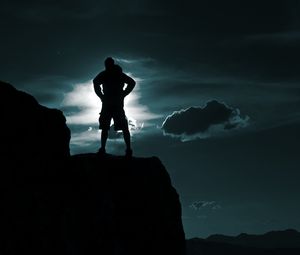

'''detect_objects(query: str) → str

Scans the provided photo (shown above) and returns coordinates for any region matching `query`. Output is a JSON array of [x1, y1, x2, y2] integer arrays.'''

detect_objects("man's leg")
[[114, 108, 132, 156], [122, 128, 132, 157], [99, 129, 108, 153], [98, 107, 110, 154], [122, 128, 131, 150]]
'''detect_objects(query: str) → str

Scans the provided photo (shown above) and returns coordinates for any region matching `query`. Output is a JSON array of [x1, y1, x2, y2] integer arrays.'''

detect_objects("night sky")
[[1, 0, 300, 238]]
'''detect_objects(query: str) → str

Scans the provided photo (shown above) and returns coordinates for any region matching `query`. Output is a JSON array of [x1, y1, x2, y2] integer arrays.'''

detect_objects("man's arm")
[[93, 73, 104, 100], [123, 73, 136, 97]]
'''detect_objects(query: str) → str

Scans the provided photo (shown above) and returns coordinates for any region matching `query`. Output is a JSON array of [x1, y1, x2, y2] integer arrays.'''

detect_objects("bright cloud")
[[161, 100, 250, 141], [63, 78, 158, 127], [62, 76, 160, 152]]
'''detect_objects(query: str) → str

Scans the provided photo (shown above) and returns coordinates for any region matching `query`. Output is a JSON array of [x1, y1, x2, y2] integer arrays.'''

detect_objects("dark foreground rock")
[[0, 81, 186, 255], [65, 154, 186, 255]]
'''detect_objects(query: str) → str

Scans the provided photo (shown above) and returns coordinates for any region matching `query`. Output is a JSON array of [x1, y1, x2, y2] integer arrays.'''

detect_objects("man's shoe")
[[97, 147, 106, 156]]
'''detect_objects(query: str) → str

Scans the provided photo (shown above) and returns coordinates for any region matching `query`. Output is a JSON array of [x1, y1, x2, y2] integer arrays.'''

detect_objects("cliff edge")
[[0, 81, 186, 255]]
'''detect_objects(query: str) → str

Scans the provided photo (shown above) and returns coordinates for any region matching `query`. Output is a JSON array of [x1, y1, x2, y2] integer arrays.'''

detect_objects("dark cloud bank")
[[161, 100, 249, 141]]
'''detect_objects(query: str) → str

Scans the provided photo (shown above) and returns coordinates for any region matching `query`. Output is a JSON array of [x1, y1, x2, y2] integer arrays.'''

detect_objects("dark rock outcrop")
[[0, 81, 71, 160], [0, 81, 186, 255], [65, 154, 186, 255]]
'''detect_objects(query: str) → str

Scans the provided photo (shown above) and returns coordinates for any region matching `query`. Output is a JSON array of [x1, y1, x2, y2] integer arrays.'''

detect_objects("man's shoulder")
[[97, 70, 106, 76], [93, 70, 106, 80], [121, 72, 133, 79]]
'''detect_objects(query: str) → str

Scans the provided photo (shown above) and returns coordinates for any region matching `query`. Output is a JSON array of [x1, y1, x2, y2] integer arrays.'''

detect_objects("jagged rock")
[[0, 81, 186, 255], [0, 81, 71, 160]]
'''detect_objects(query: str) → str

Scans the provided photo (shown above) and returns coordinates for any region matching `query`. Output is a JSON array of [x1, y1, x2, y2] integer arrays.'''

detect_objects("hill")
[[187, 229, 300, 255]]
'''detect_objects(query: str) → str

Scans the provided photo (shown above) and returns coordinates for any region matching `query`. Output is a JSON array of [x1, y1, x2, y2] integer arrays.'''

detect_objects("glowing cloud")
[[162, 100, 250, 141], [63, 79, 157, 127]]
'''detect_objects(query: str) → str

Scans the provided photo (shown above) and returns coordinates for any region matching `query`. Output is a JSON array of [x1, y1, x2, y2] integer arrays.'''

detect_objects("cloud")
[[161, 100, 249, 141], [62, 81, 100, 125], [108, 120, 143, 140], [62, 79, 156, 125], [62, 73, 158, 152], [2, 0, 168, 22], [190, 201, 221, 211]]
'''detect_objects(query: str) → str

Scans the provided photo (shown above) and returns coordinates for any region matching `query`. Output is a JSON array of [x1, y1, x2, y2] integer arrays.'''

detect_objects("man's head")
[[104, 57, 115, 70]]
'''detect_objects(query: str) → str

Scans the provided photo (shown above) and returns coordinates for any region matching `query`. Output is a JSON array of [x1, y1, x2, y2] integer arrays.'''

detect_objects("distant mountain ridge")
[[206, 229, 300, 249], [186, 229, 300, 255]]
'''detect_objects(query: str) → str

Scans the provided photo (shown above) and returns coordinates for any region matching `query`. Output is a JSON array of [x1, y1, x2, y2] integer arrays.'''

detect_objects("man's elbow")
[[131, 79, 136, 88], [93, 82, 97, 92]]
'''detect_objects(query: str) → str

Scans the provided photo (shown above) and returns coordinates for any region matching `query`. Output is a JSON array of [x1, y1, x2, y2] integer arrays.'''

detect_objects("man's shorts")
[[99, 105, 128, 131]]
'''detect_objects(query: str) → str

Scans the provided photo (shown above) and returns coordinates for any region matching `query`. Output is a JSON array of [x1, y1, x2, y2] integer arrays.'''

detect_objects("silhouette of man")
[[93, 57, 136, 157]]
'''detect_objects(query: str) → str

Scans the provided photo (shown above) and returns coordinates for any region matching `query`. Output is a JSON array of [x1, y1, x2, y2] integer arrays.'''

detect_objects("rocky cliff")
[[0, 81, 186, 255]]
